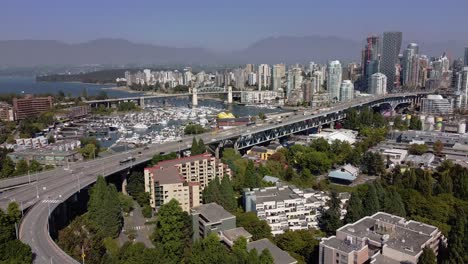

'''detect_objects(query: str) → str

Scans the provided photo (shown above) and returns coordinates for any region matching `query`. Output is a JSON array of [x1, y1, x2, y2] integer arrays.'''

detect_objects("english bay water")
[[0, 76, 140, 98]]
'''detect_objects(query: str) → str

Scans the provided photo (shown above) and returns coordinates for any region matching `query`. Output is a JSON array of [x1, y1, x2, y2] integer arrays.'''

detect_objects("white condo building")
[[370, 73, 388, 95], [327, 61, 342, 102], [258, 64, 271, 90], [243, 185, 330, 235], [340, 80, 354, 101]]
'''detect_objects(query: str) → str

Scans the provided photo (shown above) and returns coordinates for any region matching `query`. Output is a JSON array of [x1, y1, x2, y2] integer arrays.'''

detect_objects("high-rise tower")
[[327, 60, 342, 101], [381, 31, 402, 91]]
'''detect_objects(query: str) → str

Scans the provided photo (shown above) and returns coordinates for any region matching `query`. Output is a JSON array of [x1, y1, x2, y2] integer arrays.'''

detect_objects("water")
[[0, 76, 287, 118], [0, 76, 142, 98]]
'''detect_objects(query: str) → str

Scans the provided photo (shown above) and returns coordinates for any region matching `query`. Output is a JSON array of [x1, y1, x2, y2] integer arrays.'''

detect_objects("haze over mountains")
[[0, 36, 465, 67]]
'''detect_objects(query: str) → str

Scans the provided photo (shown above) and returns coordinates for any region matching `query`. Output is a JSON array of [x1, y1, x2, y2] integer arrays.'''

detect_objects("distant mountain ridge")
[[0, 37, 465, 67]]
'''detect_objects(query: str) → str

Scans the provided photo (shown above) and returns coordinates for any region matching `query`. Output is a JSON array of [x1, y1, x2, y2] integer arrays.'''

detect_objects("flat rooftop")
[[191, 203, 235, 223]]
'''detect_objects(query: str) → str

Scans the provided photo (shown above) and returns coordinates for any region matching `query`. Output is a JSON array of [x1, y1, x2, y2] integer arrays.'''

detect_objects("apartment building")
[[243, 185, 329, 235], [319, 212, 446, 264], [191, 202, 236, 241], [13, 95, 53, 120], [0, 102, 15, 121], [144, 153, 231, 212]]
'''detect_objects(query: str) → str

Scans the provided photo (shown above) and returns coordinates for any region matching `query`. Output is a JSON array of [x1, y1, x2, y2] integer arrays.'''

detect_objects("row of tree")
[[0, 203, 33, 263]]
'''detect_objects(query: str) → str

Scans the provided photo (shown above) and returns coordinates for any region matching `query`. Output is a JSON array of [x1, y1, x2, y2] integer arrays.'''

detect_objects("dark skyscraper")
[[381, 31, 403, 91], [464, 47, 468, 66], [361, 35, 380, 92]]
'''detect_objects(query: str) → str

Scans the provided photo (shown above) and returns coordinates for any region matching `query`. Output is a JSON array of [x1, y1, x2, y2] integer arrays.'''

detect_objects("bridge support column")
[[122, 172, 128, 195], [192, 87, 198, 108], [139, 97, 145, 109], [227, 86, 233, 104]]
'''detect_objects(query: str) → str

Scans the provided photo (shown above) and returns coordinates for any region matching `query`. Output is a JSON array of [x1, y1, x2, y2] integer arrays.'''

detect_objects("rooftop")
[[191, 203, 235, 223], [247, 239, 297, 264], [336, 212, 439, 257], [221, 227, 252, 242], [146, 166, 185, 185]]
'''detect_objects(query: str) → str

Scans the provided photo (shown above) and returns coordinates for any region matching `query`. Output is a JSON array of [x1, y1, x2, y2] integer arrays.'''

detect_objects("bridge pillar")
[[122, 172, 128, 195], [192, 87, 198, 108], [139, 97, 145, 109], [227, 86, 233, 104]]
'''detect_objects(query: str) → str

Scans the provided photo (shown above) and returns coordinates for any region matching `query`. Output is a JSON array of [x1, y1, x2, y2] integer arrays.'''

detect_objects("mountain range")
[[0, 36, 466, 67]]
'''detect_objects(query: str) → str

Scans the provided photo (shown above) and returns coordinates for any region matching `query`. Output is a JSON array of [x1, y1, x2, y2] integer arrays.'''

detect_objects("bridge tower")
[[227, 86, 233, 104], [192, 87, 198, 107]]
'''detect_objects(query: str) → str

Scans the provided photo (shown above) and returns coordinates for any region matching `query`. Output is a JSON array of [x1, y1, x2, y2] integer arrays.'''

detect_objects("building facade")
[[421, 95, 453, 115], [258, 64, 271, 90], [0, 102, 15, 121], [243, 185, 329, 235], [327, 60, 342, 102], [402, 43, 420, 88], [191, 203, 236, 241], [339, 80, 354, 101], [272, 64, 286, 92], [380, 31, 402, 91], [13, 95, 53, 120], [369, 73, 387, 95], [319, 212, 446, 264], [144, 153, 231, 212]]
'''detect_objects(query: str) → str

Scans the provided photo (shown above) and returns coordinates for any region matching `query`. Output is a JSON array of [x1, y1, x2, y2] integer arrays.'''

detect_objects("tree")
[[418, 247, 436, 264], [88, 177, 123, 238], [152, 199, 192, 262], [190, 233, 230, 264], [184, 124, 206, 135], [363, 184, 380, 216], [1, 156, 15, 178], [203, 176, 237, 213], [445, 210, 466, 264], [142, 205, 152, 218], [118, 193, 134, 213], [361, 151, 385, 176], [28, 160, 42, 173], [344, 194, 363, 224], [274, 229, 323, 263], [79, 143, 97, 160], [14, 159, 29, 176], [383, 188, 406, 217], [433, 140, 444, 156], [150, 152, 177, 166], [191, 137, 200, 155], [236, 212, 272, 241], [319, 192, 342, 235], [408, 144, 429, 155], [258, 112, 266, 120], [243, 160, 260, 188], [409, 116, 422, 130], [259, 249, 274, 264]]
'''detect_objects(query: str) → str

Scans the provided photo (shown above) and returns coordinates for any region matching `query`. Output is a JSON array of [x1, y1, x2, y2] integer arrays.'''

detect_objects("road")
[[0, 92, 429, 263]]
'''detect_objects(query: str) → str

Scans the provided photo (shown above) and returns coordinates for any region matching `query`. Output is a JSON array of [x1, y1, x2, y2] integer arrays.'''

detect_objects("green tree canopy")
[[152, 199, 192, 263]]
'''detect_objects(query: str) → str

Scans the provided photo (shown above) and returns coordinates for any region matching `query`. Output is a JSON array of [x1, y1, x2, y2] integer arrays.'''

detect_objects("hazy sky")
[[2, 0, 467, 51]]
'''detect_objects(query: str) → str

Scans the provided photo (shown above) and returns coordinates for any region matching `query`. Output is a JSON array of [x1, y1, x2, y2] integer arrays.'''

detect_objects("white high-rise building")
[[248, 72, 257, 86], [233, 68, 246, 90], [286, 68, 302, 98], [272, 64, 286, 92], [258, 64, 271, 91], [370, 73, 388, 95], [402, 43, 420, 87], [143, 69, 152, 84], [327, 61, 342, 101], [311, 71, 324, 93], [340, 80, 354, 101]]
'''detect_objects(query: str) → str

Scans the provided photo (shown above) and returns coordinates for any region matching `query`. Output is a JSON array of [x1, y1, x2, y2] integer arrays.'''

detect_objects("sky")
[[2, 0, 467, 51]]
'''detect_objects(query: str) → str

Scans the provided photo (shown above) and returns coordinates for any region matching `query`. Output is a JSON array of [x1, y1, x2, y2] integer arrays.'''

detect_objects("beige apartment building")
[[319, 212, 446, 264], [144, 153, 231, 212]]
